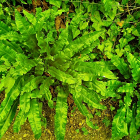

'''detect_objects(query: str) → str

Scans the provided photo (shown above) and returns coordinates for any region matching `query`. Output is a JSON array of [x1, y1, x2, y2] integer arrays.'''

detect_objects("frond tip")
[[54, 87, 69, 140], [27, 99, 42, 139]]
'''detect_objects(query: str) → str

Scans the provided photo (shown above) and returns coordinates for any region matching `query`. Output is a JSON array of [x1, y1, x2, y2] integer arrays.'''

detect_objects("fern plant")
[[0, 7, 118, 140]]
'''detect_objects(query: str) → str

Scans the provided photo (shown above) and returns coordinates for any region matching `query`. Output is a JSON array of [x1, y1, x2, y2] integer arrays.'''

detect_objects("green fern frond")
[[21, 76, 45, 95], [85, 80, 116, 97], [4, 76, 15, 94], [0, 42, 17, 62], [0, 20, 11, 35], [39, 77, 54, 108], [15, 9, 34, 35], [105, 52, 130, 79], [117, 83, 136, 93], [106, 80, 124, 91], [81, 85, 107, 109], [27, 99, 42, 139], [50, 26, 69, 55], [23, 34, 38, 52], [49, 0, 62, 8], [54, 86, 69, 140], [69, 85, 95, 130], [13, 92, 31, 133], [0, 99, 19, 139], [23, 10, 37, 26], [0, 77, 22, 122], [36, 9, 52, 29], [54, 31, 103, 61], [78, 72, 96, 81], [127, 52, 140, 82], [1, 40, 23, 53], [124, 92, 132, 124], [129, 103, 137, 139], [20, 92, 31, 113], [68, 84, 103, 129], [111, 105, 129, 140], [13, 109, 28, 133], [71, 61, 117, 79], [47, 66, 78, 84], [35, 63, 44, 76], [30, 89, 42, 99], [0, 31, 20, 42], [13, 93, 30, 132], [36, 31, 49, 54], [0, 57, 11, 73], [70, 85, 92, 116], [9, 54, 38, 77], [136, 101, 140, 129]]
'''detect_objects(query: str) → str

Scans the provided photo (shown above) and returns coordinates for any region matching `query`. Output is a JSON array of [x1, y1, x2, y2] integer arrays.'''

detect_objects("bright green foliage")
[[0, 99, 19, 139], [122, 0, 129, 5], [0, 6, 116, 140], [111, 104, 129, 139], [127, 52, 140, 82], [48, 0, 62, 8], [1, 1, 140, 140], [105, 52, 131, 79], [13, 92, 30, 133], [27, 99, 42, 139], [106, 52, 140, 140], [1, 0, 32, 5], [54, 86, 69, 140]]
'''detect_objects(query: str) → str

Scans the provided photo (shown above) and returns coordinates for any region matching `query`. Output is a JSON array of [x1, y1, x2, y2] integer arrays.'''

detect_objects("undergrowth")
[[0, 0, 140, 140]]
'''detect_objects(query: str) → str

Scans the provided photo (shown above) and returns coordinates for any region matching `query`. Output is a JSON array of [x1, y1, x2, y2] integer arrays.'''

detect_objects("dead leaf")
[[32, 0, 41, 7], [117, 21, 124, 27], [16, 6, 23, 12], [55, 16, 62, 31], [42, 0, 49, 11]]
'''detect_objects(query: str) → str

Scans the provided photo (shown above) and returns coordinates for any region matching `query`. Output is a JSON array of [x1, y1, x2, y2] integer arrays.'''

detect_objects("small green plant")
[[81, 127, 88, 135], [75, 128, 79, 133], [95, 110, 101, 117], [102, 116, 111, 127]]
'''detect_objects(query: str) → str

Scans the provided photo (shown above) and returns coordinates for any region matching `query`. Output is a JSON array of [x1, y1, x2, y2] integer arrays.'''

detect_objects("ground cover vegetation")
[[0, 0, 140, 140]]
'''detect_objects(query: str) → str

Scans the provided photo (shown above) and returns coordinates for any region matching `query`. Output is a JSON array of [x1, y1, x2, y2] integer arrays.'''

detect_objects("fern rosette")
[[0, 7, 118, 140]]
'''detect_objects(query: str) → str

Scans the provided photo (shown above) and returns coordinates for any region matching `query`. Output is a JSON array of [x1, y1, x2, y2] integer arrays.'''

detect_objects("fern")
[[0, 77, 22, 122], [127, 52, 140, 82], [0, 98, 19, 138], [111, 104, 129, 139], [27, 99, 42, 139], [54, 86, 69, 140], [0, 6, 117, 140], [105, 51, 131, 79]]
